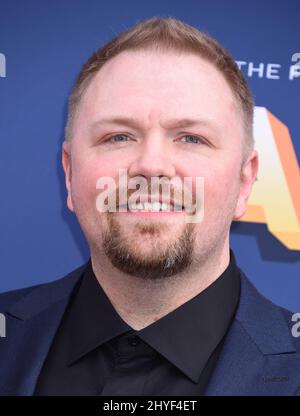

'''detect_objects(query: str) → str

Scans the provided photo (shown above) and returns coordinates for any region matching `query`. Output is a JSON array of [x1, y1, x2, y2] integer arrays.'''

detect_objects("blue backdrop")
[[0, 0, 299, 311]]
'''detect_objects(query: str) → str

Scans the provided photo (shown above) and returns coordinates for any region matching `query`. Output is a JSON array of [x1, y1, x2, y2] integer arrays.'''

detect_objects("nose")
[[128, 135, 176, 179]]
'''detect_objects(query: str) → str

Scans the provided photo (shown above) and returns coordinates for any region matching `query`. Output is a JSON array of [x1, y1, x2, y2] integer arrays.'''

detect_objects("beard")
[[102, 213, 196, 281]]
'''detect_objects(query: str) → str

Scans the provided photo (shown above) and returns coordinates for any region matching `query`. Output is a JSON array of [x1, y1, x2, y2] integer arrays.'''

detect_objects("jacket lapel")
[[0, 264, 85, 395], [205, 272, 300, 396]]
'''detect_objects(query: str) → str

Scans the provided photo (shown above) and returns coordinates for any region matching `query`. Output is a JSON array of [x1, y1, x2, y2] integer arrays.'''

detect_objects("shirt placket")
[[100, 331, 157, 395]]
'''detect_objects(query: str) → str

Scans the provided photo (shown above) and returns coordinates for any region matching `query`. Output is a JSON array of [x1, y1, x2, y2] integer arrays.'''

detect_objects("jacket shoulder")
[[0, 263, 87, 313], [238, 270, 300, 353]]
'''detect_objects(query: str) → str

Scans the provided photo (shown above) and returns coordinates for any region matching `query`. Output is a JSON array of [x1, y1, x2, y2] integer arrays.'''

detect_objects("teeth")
[[127, 202, 176, 212], [173, 204, 184, 212]]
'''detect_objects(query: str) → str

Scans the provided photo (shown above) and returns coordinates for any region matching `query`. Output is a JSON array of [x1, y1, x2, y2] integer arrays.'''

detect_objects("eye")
[[181, 135, 205, 145], [108, 134, 130, 143]]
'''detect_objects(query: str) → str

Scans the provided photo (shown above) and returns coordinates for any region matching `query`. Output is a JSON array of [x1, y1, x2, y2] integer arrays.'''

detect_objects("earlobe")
[[62, 141, 74, 212]]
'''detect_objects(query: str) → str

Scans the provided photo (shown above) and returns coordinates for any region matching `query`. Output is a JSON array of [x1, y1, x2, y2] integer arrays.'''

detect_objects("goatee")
[[102, 214, 196, 280]]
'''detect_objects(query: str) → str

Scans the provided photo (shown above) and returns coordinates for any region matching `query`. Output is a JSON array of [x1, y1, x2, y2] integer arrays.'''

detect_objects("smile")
[[126, 202, 184, 212]]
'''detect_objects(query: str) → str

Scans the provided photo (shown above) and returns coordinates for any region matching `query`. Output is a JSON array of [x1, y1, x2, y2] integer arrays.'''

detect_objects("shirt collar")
[[67, 249, 240, 383]]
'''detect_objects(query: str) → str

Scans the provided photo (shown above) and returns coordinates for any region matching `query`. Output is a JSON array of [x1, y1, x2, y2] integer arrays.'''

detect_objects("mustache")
[[95, 173, 203, 217]]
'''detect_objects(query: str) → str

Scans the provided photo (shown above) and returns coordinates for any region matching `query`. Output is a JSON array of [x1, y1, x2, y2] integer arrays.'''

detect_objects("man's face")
[[62, 50, 258, 280]]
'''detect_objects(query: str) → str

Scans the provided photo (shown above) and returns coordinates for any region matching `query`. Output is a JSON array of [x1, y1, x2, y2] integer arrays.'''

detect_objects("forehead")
[[76, 50, 241, 135]]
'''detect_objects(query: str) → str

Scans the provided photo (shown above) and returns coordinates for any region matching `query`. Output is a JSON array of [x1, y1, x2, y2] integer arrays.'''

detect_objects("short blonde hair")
[[65, 16, 254, 156]]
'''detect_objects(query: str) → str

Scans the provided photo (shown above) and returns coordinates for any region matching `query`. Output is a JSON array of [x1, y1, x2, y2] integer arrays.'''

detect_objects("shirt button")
[[128, 335, 140, 346]]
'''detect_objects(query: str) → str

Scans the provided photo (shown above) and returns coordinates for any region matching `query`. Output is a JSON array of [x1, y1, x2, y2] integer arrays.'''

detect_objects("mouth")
[[115, 201, 187, 218], [125, 201, 185, 213]]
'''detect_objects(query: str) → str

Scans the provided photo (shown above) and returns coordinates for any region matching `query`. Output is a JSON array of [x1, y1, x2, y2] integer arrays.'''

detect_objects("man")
[[1, 16, 300, 396]]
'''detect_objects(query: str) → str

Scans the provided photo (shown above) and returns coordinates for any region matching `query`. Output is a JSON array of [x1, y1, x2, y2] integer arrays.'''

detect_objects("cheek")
[[71, 153, 126, 214], [194, 162, 240, 214]]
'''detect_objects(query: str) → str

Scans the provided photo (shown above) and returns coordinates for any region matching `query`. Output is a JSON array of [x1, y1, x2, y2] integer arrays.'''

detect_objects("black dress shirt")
[[34, 250, 241, 396]]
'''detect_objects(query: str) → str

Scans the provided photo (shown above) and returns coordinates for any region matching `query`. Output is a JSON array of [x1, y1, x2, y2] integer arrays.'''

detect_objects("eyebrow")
[[89, 116, 221, 134]]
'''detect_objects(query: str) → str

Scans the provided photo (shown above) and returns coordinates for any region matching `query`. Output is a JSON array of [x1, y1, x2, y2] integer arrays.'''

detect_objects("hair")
[[65, 16, 254, 158]]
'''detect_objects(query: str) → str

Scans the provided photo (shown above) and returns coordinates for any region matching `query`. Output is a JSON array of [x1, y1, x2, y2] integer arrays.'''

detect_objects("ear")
[[233, 150, 259, 220], [62, 141, 74, 212]]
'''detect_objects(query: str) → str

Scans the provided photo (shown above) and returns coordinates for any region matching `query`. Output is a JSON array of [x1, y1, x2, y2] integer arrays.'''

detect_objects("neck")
[[90, 239, 230, 331]]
